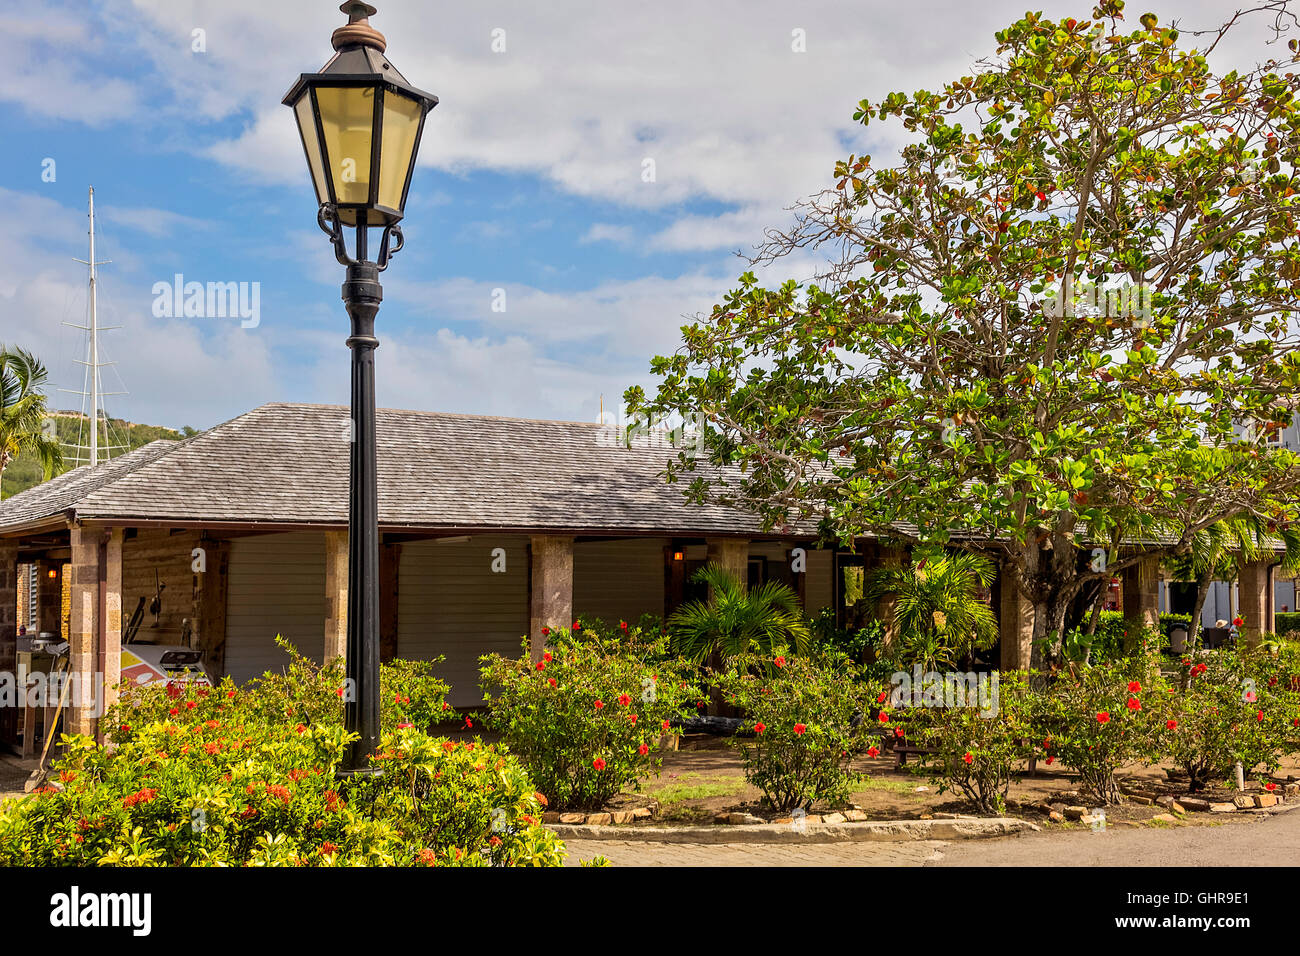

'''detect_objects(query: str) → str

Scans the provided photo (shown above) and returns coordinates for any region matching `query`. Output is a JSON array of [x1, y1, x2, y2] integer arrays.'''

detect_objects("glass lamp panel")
[[315, 85, 377, 206], [377, 91, 424, 214], [293, 95, 329, 204]]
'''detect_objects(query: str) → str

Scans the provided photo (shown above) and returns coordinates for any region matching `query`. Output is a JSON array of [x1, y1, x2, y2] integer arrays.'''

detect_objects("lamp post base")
[[334, 765, 385, 782]]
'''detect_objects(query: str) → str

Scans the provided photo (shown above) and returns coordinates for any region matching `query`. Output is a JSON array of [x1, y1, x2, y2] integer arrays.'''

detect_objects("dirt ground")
[[610, 734, 1300, 829]]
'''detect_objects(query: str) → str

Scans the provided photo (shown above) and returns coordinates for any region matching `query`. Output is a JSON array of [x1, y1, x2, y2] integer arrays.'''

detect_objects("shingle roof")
[[0, 403, 799, 536]]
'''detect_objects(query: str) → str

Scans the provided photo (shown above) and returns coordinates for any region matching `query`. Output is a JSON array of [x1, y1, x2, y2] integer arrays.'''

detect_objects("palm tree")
[[0, 346, 63, 500], [668, 563, 811, 664], [864, 548, 998, 671], [1166, 516, 1300, 649]]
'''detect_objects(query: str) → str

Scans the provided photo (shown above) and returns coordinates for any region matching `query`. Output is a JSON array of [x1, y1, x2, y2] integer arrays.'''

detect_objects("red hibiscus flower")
[[879, 712, 890, 723], [541, 626, 550, 636], [620, 620, 628, 631], [963, 752, 974, 765], [594, 700, 604, 710], [638, 744, 649, 756], [1166, 719, 1178, 730], [1096, 712, 1110, 724], [754, 722, 766, 734], [1127, 697, 1141, 711], [1128, 681, 1142, 693], [572, 621, 582, 631], [535, 660, 546, 671], [793, 723, 806, 735], [548, 678, 557, 688], [894, 727, 905, 738], [1265, 782, 1278, 792], [867, 746, 880, 758], [877, 691, 888, 704], [774, 656, 786, 668], [618, 694, 632, 707], [592, 757, 606, 771], [662, 720, 671, 730]]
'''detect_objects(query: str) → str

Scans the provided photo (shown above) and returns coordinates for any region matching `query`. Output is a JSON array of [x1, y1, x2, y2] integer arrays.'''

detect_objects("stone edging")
[[547, 816, 1038, 844]]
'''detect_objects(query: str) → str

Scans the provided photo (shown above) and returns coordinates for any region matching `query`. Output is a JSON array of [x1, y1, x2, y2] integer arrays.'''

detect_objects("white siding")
[[225, 532, 326, 685], [398, 536, 529, 706], [573, 537, 668, 625]]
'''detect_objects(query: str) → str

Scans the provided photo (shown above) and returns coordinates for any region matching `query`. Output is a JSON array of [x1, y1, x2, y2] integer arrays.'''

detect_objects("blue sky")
[[0, 0, 1272, 432]]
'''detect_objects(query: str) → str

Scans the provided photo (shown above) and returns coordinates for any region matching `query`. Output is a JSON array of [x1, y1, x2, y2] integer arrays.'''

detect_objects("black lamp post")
[[283, 1, 437, 777]]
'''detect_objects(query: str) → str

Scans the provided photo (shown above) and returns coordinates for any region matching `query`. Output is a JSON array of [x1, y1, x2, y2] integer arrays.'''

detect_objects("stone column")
[[999, 564, 1035, 672], [1237, 558, 1273, 649], [1121, 555, 1160, 650], [529, 535, 573, 662], [0, 539, 18, 745], [706, 538, 749, 589], [324, 530, 349, 664], [67, 527, 101, 737], [195, 540, 230, 678], [102, 529, 123, 722], [873, 544, 906, 649]]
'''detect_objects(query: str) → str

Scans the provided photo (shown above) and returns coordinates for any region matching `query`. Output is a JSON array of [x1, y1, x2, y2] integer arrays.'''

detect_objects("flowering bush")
[[0, 678, 560, 866], [1029, 661, 1166, 804], [182, 636, 453, 735], [911, 671, 1034, 815], [480, 625, 700, 810], [715, 653, 876, 812], [1161, 650, 1300, 790]]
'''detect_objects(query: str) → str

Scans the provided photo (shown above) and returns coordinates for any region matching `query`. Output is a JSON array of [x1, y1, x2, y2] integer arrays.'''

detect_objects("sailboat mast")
[[87, 186, 99, 467]]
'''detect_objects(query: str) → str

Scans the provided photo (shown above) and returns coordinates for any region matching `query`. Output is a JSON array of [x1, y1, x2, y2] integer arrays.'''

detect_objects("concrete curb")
[[548, 816, 1038, 844]]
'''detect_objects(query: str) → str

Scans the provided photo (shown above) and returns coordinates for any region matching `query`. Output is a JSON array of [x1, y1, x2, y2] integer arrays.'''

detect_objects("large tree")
[[628, 2, 1300, 667]]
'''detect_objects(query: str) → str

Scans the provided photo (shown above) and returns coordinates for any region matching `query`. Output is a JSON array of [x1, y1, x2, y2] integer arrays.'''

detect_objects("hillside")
[[0, 412, 196, 499]]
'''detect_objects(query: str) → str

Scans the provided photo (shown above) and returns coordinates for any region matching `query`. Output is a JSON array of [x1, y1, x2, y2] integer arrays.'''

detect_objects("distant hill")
[[1, 412, 197, 499]]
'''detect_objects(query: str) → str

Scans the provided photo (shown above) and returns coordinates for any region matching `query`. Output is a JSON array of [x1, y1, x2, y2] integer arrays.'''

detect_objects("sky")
[[0, 0, 1286, 433]]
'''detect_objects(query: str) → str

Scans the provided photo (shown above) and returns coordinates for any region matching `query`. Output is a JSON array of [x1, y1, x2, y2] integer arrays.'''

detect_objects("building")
[[0, 401, 1279, 748]]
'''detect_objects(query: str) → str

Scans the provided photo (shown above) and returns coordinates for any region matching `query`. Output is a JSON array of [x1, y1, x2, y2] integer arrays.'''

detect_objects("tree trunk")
[[1189, 567, 1214, 651]]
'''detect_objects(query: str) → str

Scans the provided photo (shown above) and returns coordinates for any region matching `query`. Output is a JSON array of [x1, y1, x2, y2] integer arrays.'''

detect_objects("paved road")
[[561, 810, 1300, 867], [562, 838, 946, 867], [932, 808, 1300, 867]]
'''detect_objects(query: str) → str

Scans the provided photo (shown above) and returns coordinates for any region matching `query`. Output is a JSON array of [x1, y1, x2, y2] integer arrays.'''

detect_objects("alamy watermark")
[[152, 273, 260, 328], [889, 665, 1000, 717], [595, 407, 708, 454], [1042, 276, 1153, 327]]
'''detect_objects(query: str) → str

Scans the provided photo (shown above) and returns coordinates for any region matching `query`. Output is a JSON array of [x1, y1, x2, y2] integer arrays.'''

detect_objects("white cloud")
[[580, 223, 636, 246]]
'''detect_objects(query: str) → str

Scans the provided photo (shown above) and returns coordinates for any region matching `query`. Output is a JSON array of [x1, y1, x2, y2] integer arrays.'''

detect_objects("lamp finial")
[[332, 1, 386, 53]]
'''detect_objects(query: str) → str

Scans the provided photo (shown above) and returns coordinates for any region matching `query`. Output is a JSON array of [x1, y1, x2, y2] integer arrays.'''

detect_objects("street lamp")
[[284, 1, 437, 777]]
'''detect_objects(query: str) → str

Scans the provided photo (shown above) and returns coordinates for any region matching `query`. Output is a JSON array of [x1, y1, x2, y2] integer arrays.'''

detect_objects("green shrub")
[[0, 671, 560, 866], [807, 607, 883, 663], [1275, 612, 1300, 636], [1161, 650, 1300, 790], [122, 636, 454, 736], [1029, 660, 1166, 805], [911, 671, 1034, 814], [480, 624, 700, 810], [715, 652, 876, 812], [1066, 613, 1164, 665]]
